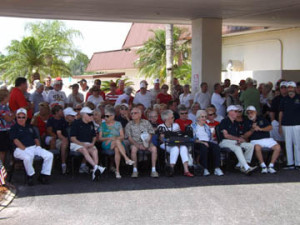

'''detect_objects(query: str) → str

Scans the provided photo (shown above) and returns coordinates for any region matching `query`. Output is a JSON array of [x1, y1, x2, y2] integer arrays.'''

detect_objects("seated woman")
[[31, 102, 50, 145], [157, 110, 194, 177], [175, 105, 192, 132], [98, 106, 134, 179], [205, 107, 220, 142], [192, 110, 224, 176]]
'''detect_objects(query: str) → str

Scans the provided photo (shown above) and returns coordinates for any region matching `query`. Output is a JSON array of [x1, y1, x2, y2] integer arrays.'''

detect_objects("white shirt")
[[47, 89, 68, 107], [179, 93, 193, 108], [87, 95, 104, 107], [68, 93, 84, 108], [211, 93, 225, 118], [157, 123, 181, 132], [194, 91, 211, 110], [188, 112, 197, 124], [115, 93, 130, 106], [133, 91, 152, 109], [194, 124, 210, 141]]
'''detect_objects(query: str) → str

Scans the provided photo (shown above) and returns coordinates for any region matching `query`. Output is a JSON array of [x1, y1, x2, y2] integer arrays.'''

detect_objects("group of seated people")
[[1, 76, 299, 186]]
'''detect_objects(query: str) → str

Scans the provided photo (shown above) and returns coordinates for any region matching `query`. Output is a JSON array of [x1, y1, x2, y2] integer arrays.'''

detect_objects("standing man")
[[219, 105, 257, 175], [9, 77, 33, 120], [240, 77, 261, 114], [116, 80, 125, 95], [46, 80, 68, 108], [106, 82, 120, 105], [78, 79, 89, 100], [31, 82, 45, 114], [10, 108, 53, 185], [211, 83, 226, 118], [279, 81, 300, 169], [125, 107, 159, 178], [150, 78, 161, 104], [194, 82, 211, 110], [133, 82, 153, 109]]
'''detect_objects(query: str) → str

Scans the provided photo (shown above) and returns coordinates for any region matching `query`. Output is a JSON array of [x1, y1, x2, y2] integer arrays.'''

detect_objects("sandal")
[[126, 159, 134, 165], [184, 172, 194, 177]]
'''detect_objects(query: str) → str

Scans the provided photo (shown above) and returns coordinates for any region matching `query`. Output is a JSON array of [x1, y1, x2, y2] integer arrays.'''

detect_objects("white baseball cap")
[[80, 107, 93, 114], [64, 107, 77, 116], [226, 105, 239, 112], [154, 78, 160, 84], [16, 108, 27, 115], [35, 82, 44, 89], [140, 82, 147, 88], [287, 81, 296, 87], [280, 81, 288, 87], [235, 105, 244, 112], [246, 105, 257, 112]]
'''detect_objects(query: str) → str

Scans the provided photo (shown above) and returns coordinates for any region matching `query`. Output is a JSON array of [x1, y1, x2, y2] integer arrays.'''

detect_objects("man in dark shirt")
[[269, 81, 287, 141], [279, 81, 300, 169], [244, 106, 281, 174], [219, 105, 256, 175], [70, 107, 105, 181], [10, 108, 53, 185], [46, 105, 69, 174]]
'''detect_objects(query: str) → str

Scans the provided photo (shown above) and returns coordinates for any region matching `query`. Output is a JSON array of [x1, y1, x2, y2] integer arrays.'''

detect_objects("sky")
[[0, 17, 132, 58]]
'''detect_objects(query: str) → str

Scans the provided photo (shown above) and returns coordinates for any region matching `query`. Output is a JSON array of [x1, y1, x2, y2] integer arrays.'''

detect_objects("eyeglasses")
[[180, 112, 188, 115], [131, 112, 139, 115], [208, 113, 215, 116], [17, 117, 26, 119], [200, 116, 207, 118], [87, 113, 93, 117], [105, 115, 112, 118]]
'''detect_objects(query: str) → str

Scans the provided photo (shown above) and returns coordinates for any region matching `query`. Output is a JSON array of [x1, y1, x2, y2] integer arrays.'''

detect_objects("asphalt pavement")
[[1, 168, 300, 225]]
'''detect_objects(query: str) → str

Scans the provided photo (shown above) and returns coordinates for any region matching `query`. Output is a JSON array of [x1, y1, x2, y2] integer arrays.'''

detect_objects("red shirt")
[[157, 115, 164, 125], [175, 119, 192, 132], [206, 120, 220, 128], [157, 93, 172, 104], [86, 91, 106, 102], [37, 115, 47, 137], [116, 89, 124, 95], [9, 87, 32, 119], [106, 92, 120, 104]]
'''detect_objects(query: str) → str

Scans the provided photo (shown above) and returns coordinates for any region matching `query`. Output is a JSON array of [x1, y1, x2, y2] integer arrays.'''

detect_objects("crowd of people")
[[0, 75, 299, 185]]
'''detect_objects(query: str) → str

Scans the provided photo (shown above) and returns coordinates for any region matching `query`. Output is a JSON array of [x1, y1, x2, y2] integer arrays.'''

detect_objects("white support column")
[[191, 18, 222, 93]]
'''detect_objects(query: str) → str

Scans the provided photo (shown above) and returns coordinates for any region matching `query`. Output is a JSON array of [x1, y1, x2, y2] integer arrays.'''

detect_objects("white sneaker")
[[92, 167, 100, 181], [115, 172, 122, 179], [61, 164, 67, 174], [203, 169, 210, 176], [98, 166, 106, 174], [79, 165, 89, 174], [261, 167, 268, 174], [214, 168, 224, 176], [268, 167, 277, 174]]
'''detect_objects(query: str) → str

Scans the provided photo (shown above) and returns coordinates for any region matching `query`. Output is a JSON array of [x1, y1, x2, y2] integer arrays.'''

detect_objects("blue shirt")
[[10, 123, 37, 147], [219, 117, 240, 141], [46, 117, 68, 137], [70, 119, 96, 143], [244, 116, 270, 140]]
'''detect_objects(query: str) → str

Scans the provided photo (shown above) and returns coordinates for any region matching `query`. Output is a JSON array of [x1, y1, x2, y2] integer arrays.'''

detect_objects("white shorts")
[[45, 136, 62, 150], [70, 142, 96, 152], [250, 138, 278, 149]]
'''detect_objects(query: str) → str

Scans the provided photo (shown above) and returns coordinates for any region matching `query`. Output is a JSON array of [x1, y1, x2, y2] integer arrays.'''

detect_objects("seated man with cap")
[[10, 108, 54, 185], [70, 106, 105, 181], [46, 105, 69, 174], [219, 105, 257, 175], [279, 81, 300, 170], [243, 106, 281, 174]]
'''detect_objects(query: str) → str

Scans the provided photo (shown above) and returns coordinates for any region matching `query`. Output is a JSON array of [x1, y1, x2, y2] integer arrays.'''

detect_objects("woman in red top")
[[156, 84, 172, 104], [31, 102, 51, 144], [175, 105, 192, 132]]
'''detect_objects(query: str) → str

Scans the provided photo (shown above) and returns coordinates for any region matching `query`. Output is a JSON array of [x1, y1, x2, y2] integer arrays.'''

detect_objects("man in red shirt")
[[156, 84, 172, 104], [116, 80, 125, 95], [9, 77, 33, 119], [175, 105, 192, 132]]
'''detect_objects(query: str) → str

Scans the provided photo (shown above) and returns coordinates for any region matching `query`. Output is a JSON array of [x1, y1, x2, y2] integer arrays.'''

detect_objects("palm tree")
[[134, 26, 190, 84], [101, 78, 134, 92]]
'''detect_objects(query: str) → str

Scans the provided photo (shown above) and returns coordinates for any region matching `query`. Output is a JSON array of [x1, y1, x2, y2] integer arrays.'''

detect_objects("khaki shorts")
[[70, 142, 97, 152], [45, 136, 62, 150]]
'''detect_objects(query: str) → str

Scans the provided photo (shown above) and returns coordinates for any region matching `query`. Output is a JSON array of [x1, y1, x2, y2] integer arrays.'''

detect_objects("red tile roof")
[[85, 49, 138, 72]]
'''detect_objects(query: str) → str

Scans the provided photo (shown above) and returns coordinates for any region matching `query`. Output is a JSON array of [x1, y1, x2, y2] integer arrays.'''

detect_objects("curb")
[[0, 185, 17, 212]]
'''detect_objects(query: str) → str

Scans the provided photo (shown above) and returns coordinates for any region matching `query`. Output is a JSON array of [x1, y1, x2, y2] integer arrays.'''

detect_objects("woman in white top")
[[157, 110, 194, 177], [179, 84, 193, 108], [87, 86, 104, 107], [191, 110, 224, 176]]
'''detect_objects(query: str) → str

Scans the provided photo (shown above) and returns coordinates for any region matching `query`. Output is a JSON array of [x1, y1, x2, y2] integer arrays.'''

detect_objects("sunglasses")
[[74, 108, 82, 111], [180, 112, 188, 115], [200, 116, 207, 118], [105, 115, 112, 118], [87, 113, 93, 117], [120, 107, 128, 110], [17, 117, 26, 119], [208, 113, 215, 116]]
